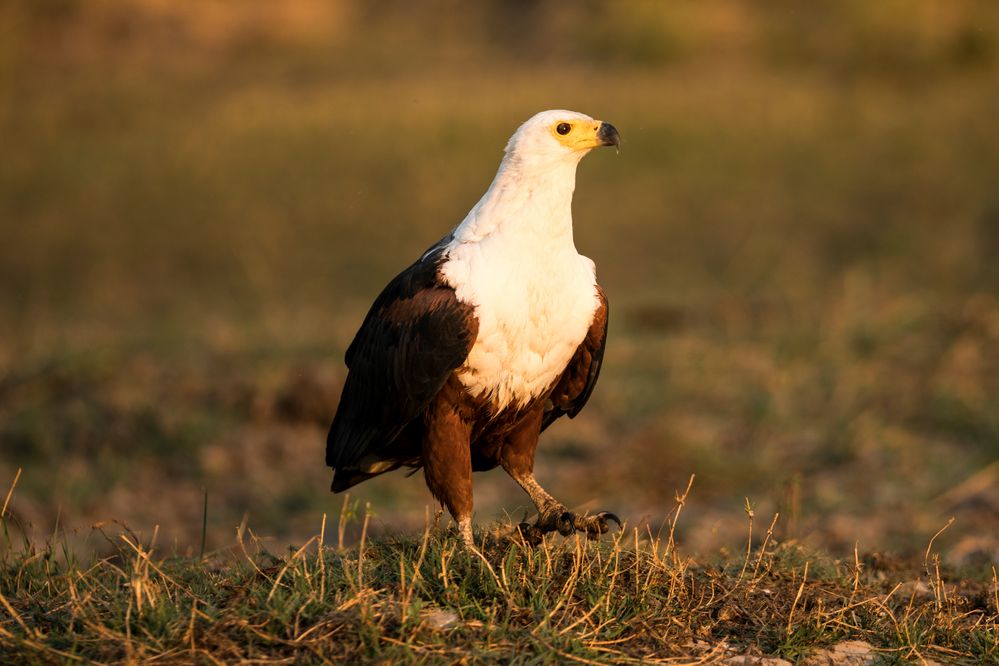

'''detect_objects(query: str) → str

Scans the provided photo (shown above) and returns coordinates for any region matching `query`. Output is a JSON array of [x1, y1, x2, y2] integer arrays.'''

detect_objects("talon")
[[573, 510, 623, 536], [599, 511, 622, 529], [557, 511, 575, 536]]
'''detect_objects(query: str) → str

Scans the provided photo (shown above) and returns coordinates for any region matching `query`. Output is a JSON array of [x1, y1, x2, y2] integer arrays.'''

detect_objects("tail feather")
[[331, 468, 386, 493], [331, 459, 415, 493]]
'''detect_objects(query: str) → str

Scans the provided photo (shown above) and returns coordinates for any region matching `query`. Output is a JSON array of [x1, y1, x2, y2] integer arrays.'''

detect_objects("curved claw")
[[600, 511, 622, 529], [574, 511, 623, 536], [556, 512, 576, 537]]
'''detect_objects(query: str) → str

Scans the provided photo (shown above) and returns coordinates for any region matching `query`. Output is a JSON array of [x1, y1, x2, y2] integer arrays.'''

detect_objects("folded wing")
[[326, 245, 478, 480]]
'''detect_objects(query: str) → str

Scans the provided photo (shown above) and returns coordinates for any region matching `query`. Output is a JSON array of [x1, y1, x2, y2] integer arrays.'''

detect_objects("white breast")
[[441, 233, 600, 412]]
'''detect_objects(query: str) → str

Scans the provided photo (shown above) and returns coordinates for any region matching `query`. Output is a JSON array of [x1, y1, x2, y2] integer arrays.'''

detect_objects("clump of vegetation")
[[2, 488, 997, 664]]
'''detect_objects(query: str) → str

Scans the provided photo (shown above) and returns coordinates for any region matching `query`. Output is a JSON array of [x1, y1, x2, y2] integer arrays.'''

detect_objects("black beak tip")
[[598, 122, 621, 149]]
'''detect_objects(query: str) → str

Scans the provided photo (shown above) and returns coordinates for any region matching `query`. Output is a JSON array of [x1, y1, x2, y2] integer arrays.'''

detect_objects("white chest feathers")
[[441, 237, 600, 411]]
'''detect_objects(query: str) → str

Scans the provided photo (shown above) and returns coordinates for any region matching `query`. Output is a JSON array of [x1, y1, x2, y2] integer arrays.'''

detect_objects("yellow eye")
[[556, 122, 571, 135]]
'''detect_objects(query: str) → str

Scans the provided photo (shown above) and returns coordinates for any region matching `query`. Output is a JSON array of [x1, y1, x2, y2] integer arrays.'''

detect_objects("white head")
[[503, 109, 620, 168], [450, 110, 620, 242]]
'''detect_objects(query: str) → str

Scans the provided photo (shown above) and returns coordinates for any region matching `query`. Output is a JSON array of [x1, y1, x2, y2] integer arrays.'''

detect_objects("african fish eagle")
[[326, 110, 621, 547]]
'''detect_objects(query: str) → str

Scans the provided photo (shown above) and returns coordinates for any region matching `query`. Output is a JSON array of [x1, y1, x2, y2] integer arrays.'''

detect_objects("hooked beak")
[[596, 122, 621, 150]]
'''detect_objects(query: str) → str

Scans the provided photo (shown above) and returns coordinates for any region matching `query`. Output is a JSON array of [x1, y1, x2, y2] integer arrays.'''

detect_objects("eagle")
[[326, 110, 621, 547]]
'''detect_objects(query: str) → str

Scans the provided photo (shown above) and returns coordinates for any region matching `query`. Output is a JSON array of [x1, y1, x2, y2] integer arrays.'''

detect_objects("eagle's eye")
[[556, 122, 572, 135]]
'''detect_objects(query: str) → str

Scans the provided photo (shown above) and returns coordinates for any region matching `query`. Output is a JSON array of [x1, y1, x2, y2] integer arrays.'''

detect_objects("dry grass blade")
[[735, 497, 755, 585], [993, 567, 998, 620], [1, 468, 21, 519], [750, 512, 780, 581], [0, 588, 35, 638], [664, 475, 695, 560], [786, 560, 809, 635], [266, 536, 317, 603], [923, 517, 955, 567]]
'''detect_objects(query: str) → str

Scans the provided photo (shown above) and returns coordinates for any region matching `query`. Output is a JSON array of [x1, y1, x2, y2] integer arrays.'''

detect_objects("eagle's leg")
[[423, 404, 476, 548], [510, 475, 621, 544], [500, 410, 621, 545]]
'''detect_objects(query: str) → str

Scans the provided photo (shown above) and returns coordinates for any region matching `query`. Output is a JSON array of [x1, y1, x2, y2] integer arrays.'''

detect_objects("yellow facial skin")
[[551, 119, 621, 152]]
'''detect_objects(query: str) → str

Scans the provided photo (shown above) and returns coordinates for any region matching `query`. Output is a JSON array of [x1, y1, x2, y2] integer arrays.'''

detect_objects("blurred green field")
[[1, 1, 998, 560]]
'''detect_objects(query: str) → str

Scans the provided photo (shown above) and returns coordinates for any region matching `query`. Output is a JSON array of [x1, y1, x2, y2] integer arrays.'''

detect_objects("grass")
[[2, 490, 997, 664]]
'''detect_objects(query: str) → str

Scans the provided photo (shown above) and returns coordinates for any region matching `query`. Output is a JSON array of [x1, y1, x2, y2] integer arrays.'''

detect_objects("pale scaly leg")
[[457, 516, 474, 548], [500, 410, 620, 545]]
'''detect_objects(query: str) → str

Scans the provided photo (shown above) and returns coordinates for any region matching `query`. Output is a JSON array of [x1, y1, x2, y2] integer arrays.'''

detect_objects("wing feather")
[[326, 244, 477, 471]]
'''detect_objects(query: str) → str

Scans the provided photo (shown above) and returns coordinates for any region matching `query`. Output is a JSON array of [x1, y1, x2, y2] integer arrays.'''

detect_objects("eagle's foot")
[[515, 507, 571, 545], [571, 511, 622, 540], [516, 509, 621, 545]]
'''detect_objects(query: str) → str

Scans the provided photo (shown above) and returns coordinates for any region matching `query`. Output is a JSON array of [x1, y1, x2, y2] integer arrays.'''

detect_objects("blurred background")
[[1, 0, 997, 562]]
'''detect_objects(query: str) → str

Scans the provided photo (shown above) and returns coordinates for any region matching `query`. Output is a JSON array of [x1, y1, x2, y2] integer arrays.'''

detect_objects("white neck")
[[439, 149, 600, 411], [452, 153, 582, 246]]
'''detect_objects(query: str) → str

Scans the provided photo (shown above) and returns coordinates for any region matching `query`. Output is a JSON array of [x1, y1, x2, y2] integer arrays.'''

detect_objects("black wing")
[[541, 286, 608, 431], [326, 243, 478, 471]]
